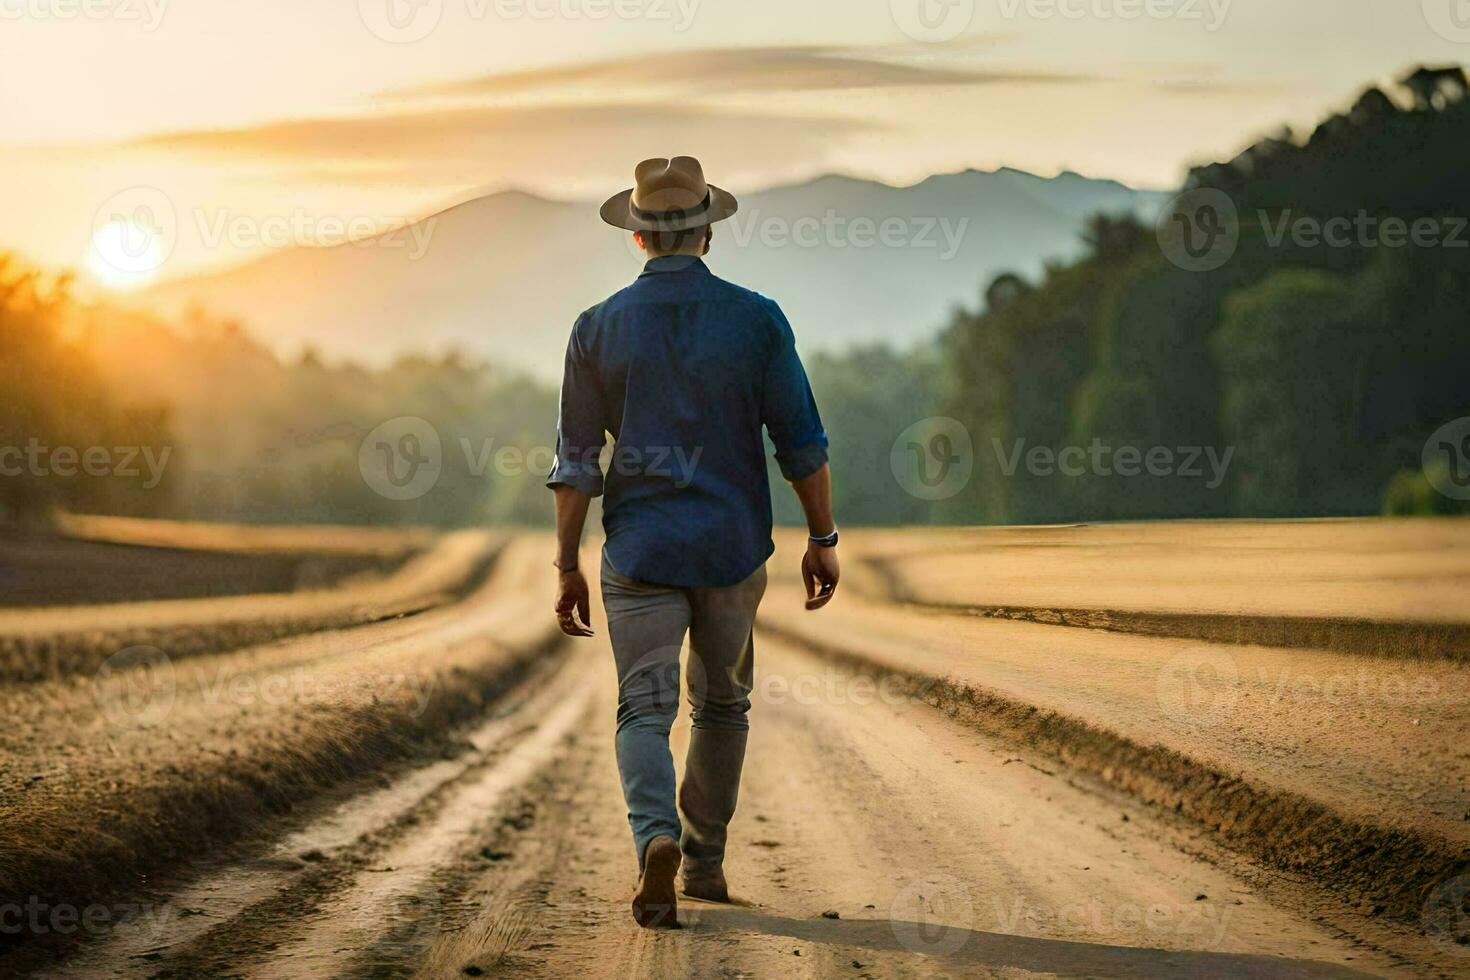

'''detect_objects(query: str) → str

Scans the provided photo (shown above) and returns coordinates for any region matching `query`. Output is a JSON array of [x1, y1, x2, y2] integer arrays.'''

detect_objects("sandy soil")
[[4, 519, 1466, 978], [826, 519, 1470, 624], [27, 638, 1419, 979], [756, 583, 1470, 848], [0, 536, 556, 954]]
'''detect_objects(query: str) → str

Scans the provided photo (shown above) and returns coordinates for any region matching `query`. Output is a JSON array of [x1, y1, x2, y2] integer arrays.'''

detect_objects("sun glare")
[[87, 218, 163, 289]]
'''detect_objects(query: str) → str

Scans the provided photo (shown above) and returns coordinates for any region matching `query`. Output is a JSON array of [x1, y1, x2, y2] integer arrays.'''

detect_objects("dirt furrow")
[[0, 538, 558, 971], [755, 600, 1469, 947], [0, 530, 504, 684]]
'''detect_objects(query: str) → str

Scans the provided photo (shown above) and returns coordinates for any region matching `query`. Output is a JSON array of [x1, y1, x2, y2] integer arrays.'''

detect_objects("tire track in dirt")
[[0, 538, 558, 969], [34, 645, 595, 979], [405, 630, 1407, 978]]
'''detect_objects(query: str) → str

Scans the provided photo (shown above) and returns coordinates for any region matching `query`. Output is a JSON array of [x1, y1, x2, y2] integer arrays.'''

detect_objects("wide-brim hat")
[[600, 155, 738, 232]]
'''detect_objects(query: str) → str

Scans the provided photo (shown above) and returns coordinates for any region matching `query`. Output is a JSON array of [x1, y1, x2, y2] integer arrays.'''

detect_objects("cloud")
[[382, 44, 1098, 101], [114, 43, 1096, 190], [129, 103, 881, 188]]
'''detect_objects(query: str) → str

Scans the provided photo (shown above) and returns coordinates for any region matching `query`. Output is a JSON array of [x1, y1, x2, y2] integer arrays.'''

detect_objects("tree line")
[[4, 66, 1468, 528]]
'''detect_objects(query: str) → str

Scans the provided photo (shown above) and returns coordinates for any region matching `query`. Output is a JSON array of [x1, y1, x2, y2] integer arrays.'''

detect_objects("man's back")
[[548, 156, 840, 930], [550, 256, 828, 588]]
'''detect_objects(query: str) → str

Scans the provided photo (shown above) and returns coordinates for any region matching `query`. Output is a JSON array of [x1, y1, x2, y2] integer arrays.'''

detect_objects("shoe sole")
[[681, 879, 729, 903], [632, 839, 682, 928]]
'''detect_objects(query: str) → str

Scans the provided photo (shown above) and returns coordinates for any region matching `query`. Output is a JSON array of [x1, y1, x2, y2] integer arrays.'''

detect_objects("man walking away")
[[546, 156, 840, 928]]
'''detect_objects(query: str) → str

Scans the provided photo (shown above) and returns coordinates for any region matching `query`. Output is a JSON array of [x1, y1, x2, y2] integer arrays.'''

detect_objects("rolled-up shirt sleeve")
[[546, 314, 607, 497], [760, 301, 829, 482]]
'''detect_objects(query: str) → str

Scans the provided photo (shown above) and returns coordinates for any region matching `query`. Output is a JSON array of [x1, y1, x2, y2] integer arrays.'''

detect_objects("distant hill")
[[133, 168, 1166, 378]]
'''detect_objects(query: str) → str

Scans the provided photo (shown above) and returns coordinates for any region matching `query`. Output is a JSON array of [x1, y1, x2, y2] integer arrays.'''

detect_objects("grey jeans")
[[600, 550, 768, 872]]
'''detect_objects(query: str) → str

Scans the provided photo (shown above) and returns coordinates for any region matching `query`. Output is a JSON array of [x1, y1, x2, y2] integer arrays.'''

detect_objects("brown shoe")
[[681, 866, 729, 903], [632, 836, 682, 928]]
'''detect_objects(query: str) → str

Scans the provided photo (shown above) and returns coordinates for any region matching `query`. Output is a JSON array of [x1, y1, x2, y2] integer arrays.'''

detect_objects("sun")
[[87, 217, 165, 289]]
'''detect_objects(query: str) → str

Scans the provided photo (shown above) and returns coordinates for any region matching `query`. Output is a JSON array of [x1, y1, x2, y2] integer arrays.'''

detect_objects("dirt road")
[[8, 520, 1468, 978], [28, 631, 1408, 978]]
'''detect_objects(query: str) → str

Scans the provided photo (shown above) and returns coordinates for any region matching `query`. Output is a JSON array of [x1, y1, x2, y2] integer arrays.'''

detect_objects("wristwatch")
[[809, 528, 839, 548]]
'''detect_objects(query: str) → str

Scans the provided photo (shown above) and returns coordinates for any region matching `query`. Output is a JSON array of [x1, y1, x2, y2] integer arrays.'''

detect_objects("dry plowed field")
[[2, 518, 1467, 978]]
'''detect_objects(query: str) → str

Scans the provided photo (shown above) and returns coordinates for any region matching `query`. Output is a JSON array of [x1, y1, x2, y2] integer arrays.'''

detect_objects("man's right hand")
[[554, 568, 595, 637], [801, 543, 839, 611]]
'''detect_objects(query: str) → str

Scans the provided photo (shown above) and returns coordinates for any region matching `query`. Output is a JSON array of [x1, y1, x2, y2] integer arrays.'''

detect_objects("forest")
[[4, 66, 1468, 527]]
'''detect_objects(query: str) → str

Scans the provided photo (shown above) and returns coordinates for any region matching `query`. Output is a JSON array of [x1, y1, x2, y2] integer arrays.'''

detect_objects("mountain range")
[[134, 168, 1167, 379]]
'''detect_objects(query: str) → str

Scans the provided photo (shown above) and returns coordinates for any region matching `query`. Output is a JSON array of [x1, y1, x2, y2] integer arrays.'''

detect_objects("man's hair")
[[638, 224, 712, 257]]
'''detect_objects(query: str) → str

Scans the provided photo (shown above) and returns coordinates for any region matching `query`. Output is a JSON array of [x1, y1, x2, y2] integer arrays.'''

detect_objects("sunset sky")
[[3, 0, 1465, 284]]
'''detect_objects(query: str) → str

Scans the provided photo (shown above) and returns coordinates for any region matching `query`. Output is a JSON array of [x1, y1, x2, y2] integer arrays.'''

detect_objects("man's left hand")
[[801, 543, 839, 611]]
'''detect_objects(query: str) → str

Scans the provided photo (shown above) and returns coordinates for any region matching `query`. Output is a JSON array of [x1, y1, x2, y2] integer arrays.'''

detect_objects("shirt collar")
[[638, 255, 709, 278]]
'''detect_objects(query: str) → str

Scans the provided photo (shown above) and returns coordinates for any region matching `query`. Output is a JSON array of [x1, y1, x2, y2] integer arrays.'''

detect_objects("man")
[[546, 156, 840, 929]]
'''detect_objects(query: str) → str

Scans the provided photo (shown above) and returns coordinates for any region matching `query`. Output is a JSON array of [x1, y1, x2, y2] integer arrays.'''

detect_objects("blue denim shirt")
[[547, 256, 828, 588]]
